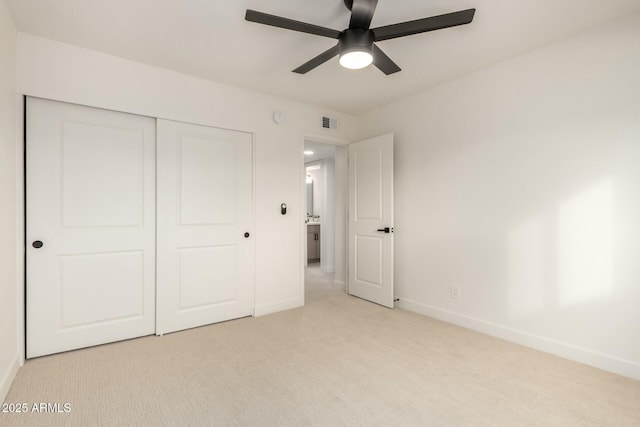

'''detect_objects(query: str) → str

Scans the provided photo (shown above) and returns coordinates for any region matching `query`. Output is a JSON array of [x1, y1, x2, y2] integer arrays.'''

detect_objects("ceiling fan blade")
[[292, 44, 340, 74], [349, 0, 378, 30], [372, 9, 475, 42], [373, 44, 401, 75], [245, 10, 341, 39]]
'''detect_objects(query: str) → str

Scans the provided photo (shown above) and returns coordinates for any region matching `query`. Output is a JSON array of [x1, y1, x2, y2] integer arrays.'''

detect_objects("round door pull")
[[32, 240, 44, 249], [244, 232, 250, 238]]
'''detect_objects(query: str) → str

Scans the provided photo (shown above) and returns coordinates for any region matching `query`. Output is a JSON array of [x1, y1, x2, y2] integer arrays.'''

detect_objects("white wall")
[[16, 33, 357, 318], [357, 13, 640, 379], [322, 157, 335, 273], [333, 146, 348, 288], [0, 0, 19, 403]]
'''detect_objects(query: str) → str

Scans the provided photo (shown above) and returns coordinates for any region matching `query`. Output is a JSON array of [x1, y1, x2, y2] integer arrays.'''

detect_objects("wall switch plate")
[[451, 285, 461, 299]]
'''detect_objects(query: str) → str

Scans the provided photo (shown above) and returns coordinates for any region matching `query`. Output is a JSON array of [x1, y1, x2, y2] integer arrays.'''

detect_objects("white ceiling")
[[6, 0, 640, 115]]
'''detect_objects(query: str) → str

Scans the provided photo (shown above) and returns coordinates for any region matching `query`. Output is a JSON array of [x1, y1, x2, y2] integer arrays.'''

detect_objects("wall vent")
[[322, 116, 338, 130]]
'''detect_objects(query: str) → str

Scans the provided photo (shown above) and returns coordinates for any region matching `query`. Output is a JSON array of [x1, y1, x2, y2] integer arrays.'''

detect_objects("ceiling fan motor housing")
[[339, 28, 375, 56]]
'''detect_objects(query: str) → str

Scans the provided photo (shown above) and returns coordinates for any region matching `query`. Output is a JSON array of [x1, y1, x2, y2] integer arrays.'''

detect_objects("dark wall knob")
[[244, 232, 250, 238], [32, 240, 44, 248]]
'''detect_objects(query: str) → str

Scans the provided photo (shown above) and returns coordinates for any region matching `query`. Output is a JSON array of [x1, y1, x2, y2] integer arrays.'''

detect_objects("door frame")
[[300, 133, 350, 299], [17, 95, 26, 366]]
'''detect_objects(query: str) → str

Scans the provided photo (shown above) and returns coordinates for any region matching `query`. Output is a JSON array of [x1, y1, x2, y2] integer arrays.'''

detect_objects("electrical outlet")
[[451, 285, 461, 299]]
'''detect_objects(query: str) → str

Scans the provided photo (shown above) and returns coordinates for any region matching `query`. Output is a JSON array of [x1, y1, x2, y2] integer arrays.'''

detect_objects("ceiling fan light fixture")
[[338, 28, 375, 70], [339, 50, 373, 69]]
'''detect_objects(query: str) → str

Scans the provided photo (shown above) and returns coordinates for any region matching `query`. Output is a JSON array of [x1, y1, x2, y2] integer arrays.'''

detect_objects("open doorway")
[[303, 139, 348, 301]]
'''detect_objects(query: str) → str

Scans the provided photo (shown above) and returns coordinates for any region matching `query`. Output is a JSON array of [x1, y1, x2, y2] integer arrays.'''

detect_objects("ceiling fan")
[[245, 0, 475, 75]]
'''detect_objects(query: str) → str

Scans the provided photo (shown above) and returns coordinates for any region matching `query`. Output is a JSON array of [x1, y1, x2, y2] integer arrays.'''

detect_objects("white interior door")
[[26, 97, 156, 358], [348, 134, 394, 308], [156, 119, 254, 335]]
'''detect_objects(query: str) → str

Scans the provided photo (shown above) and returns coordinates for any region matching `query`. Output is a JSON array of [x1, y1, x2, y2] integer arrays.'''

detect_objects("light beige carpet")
[[2, 264, 639, 426]]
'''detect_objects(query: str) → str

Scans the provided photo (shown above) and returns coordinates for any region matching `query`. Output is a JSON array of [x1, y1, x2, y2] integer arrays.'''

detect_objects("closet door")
[[26, 98, 156, 358], [156, 119, 254, 335]]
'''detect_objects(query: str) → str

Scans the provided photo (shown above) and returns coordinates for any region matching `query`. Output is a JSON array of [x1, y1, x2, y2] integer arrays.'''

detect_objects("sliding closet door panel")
[[157, 119, 254, 335], [27, 98, 156, 358]]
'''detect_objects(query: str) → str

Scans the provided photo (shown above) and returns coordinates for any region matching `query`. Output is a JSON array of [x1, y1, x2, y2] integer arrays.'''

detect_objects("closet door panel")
[[27, 98, 156, 358], [156, 119, 254, 334]]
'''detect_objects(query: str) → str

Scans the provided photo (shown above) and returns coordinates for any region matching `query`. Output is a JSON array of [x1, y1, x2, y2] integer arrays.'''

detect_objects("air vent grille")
[[322, 116, 338, 130]]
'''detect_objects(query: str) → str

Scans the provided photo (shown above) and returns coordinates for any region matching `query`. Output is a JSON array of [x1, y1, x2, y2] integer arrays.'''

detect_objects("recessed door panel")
[[180, 135, 238, 225], [355, 235, 383, 287], [61, 121, 144, 228], [354, 147, 383, 220], [27, 97, 156, 358], [60, 251, 144, 328]]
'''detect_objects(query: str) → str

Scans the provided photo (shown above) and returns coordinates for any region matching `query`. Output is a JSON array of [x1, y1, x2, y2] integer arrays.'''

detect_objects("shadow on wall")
[[507, 178, 613, 316], [498, 123, 640, 357]]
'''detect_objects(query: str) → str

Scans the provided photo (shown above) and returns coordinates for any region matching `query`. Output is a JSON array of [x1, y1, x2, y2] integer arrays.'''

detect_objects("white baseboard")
[[396, 298, 640, 381], [254, 297, 303, 317], [333, 280, 346, 291], [0, 356, 20, 403]]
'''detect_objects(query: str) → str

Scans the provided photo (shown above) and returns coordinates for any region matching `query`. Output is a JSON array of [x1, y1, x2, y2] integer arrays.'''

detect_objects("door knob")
[[376, 227, 392, 233], [32, 240, 44, 248], [244, 232, 250, 238]]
